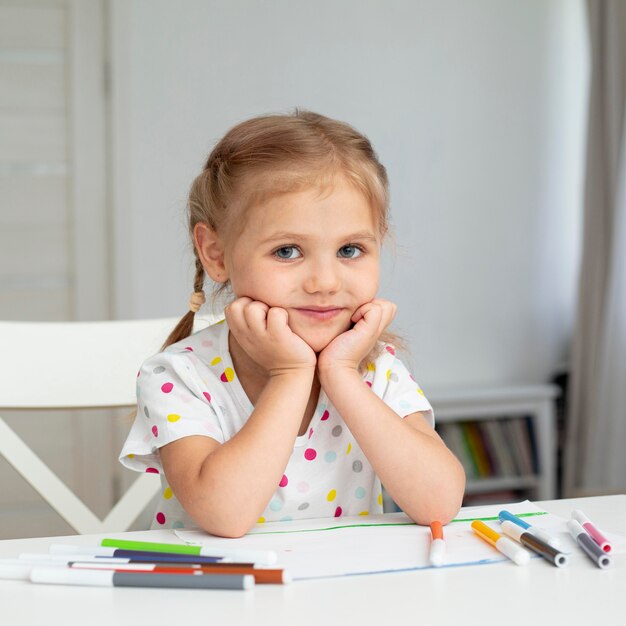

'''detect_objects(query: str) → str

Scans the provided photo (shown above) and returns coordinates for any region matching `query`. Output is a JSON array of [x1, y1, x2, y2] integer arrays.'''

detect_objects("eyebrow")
[[259, 230, 379, 245]]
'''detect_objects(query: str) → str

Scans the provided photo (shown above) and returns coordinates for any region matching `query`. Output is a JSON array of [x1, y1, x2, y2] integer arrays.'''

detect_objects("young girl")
[[120, 110, 465, 537]]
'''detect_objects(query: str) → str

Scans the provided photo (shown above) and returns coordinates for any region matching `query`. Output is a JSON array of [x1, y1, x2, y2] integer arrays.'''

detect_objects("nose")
[[303, 258, 342, 295]]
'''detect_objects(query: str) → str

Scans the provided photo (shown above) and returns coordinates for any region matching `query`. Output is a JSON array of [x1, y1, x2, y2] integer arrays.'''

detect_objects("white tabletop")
[[1, 495, 624, 625]]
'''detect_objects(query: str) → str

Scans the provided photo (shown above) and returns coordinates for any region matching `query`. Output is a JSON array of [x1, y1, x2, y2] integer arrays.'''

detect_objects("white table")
[[1, 495, 624, 625]]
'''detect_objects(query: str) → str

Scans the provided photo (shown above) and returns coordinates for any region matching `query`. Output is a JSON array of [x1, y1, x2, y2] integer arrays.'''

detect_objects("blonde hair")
[[162, 109, 404, 358]]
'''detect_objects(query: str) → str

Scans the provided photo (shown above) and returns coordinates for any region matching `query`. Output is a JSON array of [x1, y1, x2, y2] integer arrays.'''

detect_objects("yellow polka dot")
[[222, 367, 234, 382], [417, 388, 425, 396], [386, 369, 392, 380], [327, 489, 337, 502], [378, 493, 383, 506], [257, 517, 266, 524], [346, 442, 352, 455], [359, 511, 369, 516], [126, 453, 135, 459], [163, 487, 173, 500], [167, 414, 181, 422], [366, 362, 375, 371], [216, 319, 226, 324], [210, 356, 222, 366]]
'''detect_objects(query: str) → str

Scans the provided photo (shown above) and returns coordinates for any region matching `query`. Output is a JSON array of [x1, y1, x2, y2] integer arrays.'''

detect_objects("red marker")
[[572, 510, 612, 553]]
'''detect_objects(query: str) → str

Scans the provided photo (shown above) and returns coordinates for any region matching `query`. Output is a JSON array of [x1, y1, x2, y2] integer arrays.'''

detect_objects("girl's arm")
[[318, 300, 465, 525], [160, 298, 316, 538], [320, 369, 465, 524]]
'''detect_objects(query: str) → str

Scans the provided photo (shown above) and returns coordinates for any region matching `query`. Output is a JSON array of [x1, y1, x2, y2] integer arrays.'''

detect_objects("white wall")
[[111, 0, 589, 390]]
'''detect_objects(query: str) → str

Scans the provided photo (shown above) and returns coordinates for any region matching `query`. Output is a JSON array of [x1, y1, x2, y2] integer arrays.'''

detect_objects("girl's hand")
[[317, 298, 397, 374], [225, 297, 317, 376]]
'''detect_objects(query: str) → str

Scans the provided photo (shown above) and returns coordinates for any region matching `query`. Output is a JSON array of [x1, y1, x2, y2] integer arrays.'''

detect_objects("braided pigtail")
[[160, 258, 206, 351]]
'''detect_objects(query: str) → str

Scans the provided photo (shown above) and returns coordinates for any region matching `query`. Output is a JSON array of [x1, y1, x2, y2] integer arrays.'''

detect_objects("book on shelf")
[[462, 422, 492, 477], [504, 417, 534, 475], [438, 416, 538, 481], [481, 419, 516, 477], [526, 416, 540, 474]]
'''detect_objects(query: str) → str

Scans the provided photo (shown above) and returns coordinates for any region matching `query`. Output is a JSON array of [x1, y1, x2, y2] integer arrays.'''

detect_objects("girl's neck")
[[227, 331, 321, 436]]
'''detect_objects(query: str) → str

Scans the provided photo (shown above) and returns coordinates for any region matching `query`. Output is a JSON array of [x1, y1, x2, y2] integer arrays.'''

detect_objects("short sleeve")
[[119, 350, 225, 474], [370, 345, 435, 427]]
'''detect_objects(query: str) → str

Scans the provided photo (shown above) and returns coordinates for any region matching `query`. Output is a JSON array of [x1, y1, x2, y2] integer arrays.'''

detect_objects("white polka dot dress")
[[119, 320, 434, 530]]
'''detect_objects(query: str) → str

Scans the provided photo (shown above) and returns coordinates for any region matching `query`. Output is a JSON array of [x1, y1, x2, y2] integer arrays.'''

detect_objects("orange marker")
[[429, 521, 445, 566]]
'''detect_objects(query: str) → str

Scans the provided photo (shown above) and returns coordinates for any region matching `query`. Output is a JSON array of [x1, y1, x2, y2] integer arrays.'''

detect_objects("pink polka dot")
[[203, 391, 211, 402], [365, 381, 372, 387], [184, 346, 193, 351], [137, 370, 141, 378], [308, 428, 313, 439], [161, 382, 174, 393], [155, 512, 166, 525], [279, 474, 288, 488], [304, 448, 317, 461], [145, 467, 159, 474], [321, 410, 329, 421], [152, 425, 158, 437], [334, 506, 343, 517], [386, 346, 396, 355]]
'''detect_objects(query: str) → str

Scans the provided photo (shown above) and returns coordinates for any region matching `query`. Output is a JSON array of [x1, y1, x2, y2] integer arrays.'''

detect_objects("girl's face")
[[224, 176, 382, 352]]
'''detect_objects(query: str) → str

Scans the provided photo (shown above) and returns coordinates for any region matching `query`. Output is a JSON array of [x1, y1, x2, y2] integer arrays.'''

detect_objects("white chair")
[[0, 315, 217, 534]]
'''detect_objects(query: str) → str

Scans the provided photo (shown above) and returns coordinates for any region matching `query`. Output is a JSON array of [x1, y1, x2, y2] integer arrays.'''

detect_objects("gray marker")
[[30, 567, 254, 590], [567, 519, 612, 569]]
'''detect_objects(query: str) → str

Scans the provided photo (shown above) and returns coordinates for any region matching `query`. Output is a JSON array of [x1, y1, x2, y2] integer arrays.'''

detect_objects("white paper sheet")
[[175, 500, 625, 580]]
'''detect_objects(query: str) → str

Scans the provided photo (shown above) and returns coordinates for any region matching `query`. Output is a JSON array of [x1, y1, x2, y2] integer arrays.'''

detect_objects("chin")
[[297, 330, 342, 354]]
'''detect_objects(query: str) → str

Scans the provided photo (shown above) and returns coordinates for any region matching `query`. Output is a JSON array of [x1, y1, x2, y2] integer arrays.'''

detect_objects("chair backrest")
[[0, 314, 220, 535]]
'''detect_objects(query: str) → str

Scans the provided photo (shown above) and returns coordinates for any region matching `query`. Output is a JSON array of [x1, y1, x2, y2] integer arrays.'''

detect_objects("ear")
[[194, 223, 229, 283]]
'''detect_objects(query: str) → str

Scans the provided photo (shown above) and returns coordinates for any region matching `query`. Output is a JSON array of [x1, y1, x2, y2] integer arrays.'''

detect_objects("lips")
[[293, 307, 344, 321]]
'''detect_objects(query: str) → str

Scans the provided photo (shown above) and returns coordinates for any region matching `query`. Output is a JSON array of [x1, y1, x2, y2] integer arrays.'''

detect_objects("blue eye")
[[274, 246, 301, 260], [338, 245, 363, 259]]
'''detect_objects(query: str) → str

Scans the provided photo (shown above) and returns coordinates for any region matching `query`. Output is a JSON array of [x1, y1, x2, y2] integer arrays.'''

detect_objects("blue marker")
[[498, 510, 562, 550]]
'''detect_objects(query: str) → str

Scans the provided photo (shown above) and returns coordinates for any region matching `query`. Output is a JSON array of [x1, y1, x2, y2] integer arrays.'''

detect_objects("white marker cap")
[[0, 562, 33, 580], [49, 544, 116, 556], [496, 536, 531, 566], [526, 526, 562, 550], [567, 518, 585, 538], [500, 520, 524, 542], [429, 538, 446, 567], [571, 510, 590, 525]]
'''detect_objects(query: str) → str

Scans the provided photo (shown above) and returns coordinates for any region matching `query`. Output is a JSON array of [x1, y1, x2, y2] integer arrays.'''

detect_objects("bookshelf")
[[429, 385, 560, 504]]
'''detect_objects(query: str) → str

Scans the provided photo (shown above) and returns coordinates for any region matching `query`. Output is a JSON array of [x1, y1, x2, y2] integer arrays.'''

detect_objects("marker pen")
[[571, 510, 612, 553], [429, 521, 446, 567], [498, 510, 561, 550], [29, 567, 255, 590], [567, 519, 612, 569], [49, 544, 226, 564], [471, 520, 530, 566], [100, 538, 278, 565], [500, 520, 569, 567]]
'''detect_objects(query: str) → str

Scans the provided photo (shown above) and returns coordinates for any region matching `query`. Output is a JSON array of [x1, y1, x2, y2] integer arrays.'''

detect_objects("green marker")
[[101, 538, 278, 565]]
